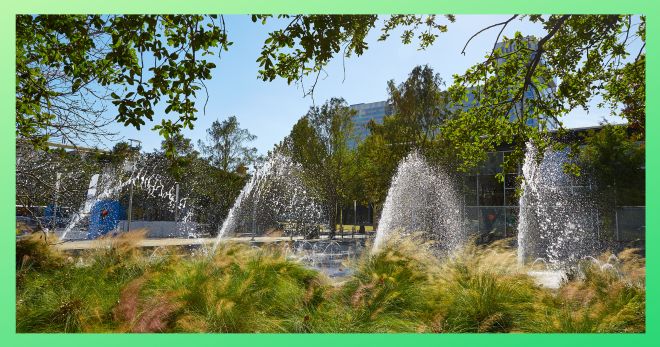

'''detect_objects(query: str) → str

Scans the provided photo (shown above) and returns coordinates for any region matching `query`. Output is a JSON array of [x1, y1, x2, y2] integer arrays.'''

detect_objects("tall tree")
[[355, 65, 455, 225], [578, 124, 645, 207], [197, 116, 261, 172], [160, 133, 199, 181], [281, 98, 358, 235], [386, 65, 450, 147]]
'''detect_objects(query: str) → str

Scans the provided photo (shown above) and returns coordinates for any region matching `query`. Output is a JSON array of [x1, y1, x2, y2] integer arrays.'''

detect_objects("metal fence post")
[[615, 208, 620, 242], [52, 172, 61, 230], [174, 183, 179, 222], [127, 182, 133, 232]]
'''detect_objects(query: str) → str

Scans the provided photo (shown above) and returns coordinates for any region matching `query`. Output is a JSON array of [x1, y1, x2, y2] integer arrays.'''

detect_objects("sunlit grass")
[[16, 232, 645, 333]]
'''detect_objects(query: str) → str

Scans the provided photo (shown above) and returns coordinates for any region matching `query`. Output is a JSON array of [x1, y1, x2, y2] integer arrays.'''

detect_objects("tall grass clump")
[[16, 231, 646, 333], [116, 242, 330, 333], [16, 231, 150, 332], [430, 239, 541, 333], [330, 236, 441, 332], [16, 233, 65, 282], [534, 248, 646, 333]]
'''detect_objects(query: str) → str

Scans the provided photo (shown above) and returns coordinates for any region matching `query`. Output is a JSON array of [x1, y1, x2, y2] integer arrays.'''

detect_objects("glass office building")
[[461, 150, 521, 239], [349, 101, 391, 148]]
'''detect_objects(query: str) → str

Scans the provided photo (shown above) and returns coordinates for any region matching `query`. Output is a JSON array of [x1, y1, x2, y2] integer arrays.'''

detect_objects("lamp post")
[[174, 183, 180, 222], [52, 172, 61, 231], [127, 182, 134, 232], [123, 139, 141, 233], [123, 157, 137, 232], [251, 199, 256, 241]]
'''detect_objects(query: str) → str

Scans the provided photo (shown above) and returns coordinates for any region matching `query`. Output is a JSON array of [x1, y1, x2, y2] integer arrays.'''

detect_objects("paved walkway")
[[54, 234, 371, 251]]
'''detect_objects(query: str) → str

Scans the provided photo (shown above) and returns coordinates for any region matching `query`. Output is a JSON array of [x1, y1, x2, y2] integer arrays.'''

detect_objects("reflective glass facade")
[[349, 101, 391, 147], [462, 149, 645, 245], [462, 151, 521, 239]]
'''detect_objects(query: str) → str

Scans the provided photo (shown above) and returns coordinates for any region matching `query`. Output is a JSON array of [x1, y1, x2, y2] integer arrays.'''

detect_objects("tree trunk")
[[372, 202, 383, 231], [338, 204, 343, 239], [328, 203, 337, 232], [327, 201, 337, 239]]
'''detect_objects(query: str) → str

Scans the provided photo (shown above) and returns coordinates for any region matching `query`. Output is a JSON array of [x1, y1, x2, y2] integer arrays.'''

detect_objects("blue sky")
[[105, 15, 637, 154]]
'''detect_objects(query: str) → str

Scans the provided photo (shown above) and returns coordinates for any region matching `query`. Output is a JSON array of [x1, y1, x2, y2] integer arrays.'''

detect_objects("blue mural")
[[88, 199, 125, 239], [43, 204, 67, 228]]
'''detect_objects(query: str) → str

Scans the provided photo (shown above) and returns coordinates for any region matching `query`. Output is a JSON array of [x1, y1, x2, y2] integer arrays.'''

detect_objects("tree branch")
[[461, 15, 518, 55], [517, 15, 569, 109]]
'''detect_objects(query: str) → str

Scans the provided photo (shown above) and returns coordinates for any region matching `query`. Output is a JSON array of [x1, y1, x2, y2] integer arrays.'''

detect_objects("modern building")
[[348, 101, 391, 147]]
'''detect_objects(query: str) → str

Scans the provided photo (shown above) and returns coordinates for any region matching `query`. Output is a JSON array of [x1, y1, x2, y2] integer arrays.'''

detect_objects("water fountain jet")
[[211, 153, 326, 252], [373, 151, 465, 254], [517, 143, 601, 267]]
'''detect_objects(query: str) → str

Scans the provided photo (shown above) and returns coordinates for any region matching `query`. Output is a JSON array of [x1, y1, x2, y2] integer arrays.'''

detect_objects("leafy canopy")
[[444, 15, 645, 173], [17, 14, 643, 173], [17, 14, 456, 151], [17, 15, 230, 149]]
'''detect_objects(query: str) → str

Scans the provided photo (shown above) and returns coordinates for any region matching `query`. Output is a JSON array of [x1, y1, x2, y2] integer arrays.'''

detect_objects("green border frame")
[[1, 1, 655, 346]]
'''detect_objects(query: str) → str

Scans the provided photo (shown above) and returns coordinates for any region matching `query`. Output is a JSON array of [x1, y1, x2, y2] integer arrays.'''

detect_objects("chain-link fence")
[[615, 206, 645, 242]]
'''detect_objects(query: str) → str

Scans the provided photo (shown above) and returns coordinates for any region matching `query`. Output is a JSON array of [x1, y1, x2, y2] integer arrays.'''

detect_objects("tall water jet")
[[518, 143, 601, 267], [212, 153, 326, 251], [373, 151, 464, 254]]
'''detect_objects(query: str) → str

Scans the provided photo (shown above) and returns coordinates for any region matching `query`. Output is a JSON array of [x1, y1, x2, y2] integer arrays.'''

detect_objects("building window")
[[478, 174, 504, 206]]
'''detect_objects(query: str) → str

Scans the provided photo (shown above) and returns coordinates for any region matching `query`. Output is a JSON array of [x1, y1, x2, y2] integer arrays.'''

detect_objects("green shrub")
[[432, 241, 540, 332], [127, 242, 330, 333], [535, 249, 646, 333]]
